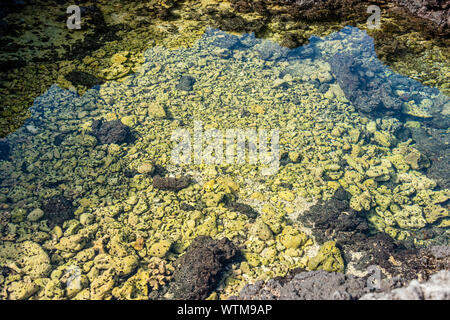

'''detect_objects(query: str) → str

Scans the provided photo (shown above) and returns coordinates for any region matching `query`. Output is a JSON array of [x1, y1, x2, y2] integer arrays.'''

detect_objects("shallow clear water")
[[0, 24, 449, 300]]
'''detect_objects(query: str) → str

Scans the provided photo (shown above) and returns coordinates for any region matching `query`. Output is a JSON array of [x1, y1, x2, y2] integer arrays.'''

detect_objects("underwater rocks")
[[235, 269, 369, 300], [91, 119, 132, 145], [65, 71, 104, 88], [299, 198, 369, 245], [0, 139, 10, 161], [152, 175, 191, 192], [41, 195, 75, 228], [229, 0, 365, 21], [226, 202, 259, 220], [166, 236, 238, 300], [409, 126, 450, 189], [361, 270, 450, 300], [0, 241, 51, 279], [176, 75, 196, 91]]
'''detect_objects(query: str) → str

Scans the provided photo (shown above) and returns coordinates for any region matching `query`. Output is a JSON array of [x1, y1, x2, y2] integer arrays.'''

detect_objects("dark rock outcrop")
[[152, 175, 191, 192], [393, 0, 449, 33], [299, 198, 450, 282], [41, 195, 75, 228], [361, 270, 450, 300], [167, 236, 239, 300], [91, 119, 131, 145], [235, 267, 450, 300], [226, 202, 259, 219], [329, 52, 403, 114]]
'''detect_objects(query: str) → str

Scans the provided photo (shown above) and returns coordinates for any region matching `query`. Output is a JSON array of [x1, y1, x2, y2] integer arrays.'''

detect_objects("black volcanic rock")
[[226, 202, 259, 219], [91, 119, 131, 145], [42, 195, 75, 228], [65, 70, 104, 88], [167, 236, 238, 300]]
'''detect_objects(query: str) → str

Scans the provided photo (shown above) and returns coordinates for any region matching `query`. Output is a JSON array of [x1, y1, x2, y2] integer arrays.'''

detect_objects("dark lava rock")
[[91, 119, 131, 145], [226, 202, 258, 219], [0, 140, 10, 161], [235, 269, 369, 300], [167, 236, 238, 300], [41, 195, 74, 228], [329, 52, 403, 114], [299, 198, 369, 245], [361, 270, 450, 300], [65, 70, 104, 88], [175, 75, 196, 91], [152, 175, 191, 192], [299, 197, 450, 282], [255, 40, 289, 61]]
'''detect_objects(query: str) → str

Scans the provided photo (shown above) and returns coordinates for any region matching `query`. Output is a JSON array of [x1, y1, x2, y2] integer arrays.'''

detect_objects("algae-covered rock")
[[307, 241, 344, 273], [252, 220, 273, 241], [0, 241, 51, 279], [147, 102, 167, 118], [7, 280, 40, 300], [90, 269, 116, 300], [137, 162, 155, 174], [349, 191, 372, 212], [394, 205, 427, 230], [114, 255, 139, 276]]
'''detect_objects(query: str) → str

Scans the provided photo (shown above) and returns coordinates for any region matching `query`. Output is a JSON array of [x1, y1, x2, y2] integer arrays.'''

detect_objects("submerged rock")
[[91, 119, 131, 145], [167, 236, 238, 300], [0, 241, 51, 281], [329, 52, 402, 114], [65, 70, 104, 88], [152, 175, 191, 192], [236, 268, 450, 300], [0, 139, 10, 161], [299, 197, 449, 281], [235, 269, 368, 300], [41, 195, 75, 228], [176, 75, 196, 91], [393, 0, 449, 33]]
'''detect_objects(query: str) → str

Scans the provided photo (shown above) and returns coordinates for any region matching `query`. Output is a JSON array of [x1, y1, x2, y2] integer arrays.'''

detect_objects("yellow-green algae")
[[0, 26, 448, 300]]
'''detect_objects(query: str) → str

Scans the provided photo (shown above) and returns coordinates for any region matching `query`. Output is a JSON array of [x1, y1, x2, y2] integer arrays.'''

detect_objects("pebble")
[[27, 208, 44, 222]]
